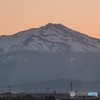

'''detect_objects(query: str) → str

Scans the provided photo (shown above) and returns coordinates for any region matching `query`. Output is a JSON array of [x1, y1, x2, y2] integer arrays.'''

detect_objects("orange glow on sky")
[[0, 0, 100, 38]]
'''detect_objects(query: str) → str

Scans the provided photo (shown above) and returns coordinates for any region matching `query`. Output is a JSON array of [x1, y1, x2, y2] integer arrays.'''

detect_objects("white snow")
[[0, 23, 100, 55]]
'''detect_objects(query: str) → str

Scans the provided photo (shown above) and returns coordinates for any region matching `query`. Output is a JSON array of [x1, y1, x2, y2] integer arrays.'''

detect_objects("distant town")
[[0, 82, 100, 100]]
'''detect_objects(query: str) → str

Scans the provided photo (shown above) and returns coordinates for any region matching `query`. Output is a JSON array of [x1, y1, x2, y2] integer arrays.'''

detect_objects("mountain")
[[0, 23, 100, 88], [1, 23, 100, 55], [2, 78, 100, 92]]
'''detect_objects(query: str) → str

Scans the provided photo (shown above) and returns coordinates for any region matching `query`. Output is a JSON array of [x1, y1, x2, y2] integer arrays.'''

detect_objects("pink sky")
[[0, 0, 100, 38]]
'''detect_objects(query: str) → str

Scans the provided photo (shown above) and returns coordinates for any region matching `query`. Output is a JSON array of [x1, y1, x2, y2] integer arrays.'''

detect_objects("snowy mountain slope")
[[0, 23, 100, 55]]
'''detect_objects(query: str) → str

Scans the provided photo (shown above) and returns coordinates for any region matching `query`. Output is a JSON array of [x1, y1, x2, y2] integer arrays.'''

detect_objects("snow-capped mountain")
[[0, 23, 100, 87], [0, 23, 100, 55]]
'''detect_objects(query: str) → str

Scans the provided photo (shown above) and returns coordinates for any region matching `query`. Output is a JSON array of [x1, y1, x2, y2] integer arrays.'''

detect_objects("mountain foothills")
[[0, 23, 100, 91]]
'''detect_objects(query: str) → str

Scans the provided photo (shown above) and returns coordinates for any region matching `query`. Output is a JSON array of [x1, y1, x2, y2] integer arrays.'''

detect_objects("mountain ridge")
[[2, 78, 100, 92]]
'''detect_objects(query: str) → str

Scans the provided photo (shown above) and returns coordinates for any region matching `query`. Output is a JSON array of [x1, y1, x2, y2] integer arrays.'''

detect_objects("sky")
[[0, 0, 100, 38]]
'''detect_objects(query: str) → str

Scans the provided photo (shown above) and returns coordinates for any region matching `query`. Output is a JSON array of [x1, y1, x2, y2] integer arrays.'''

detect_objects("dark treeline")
[[0, 95, 56, 100]]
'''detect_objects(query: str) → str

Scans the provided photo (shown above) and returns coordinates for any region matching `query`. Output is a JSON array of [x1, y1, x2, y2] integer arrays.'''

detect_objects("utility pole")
[[9, 85, 11, 93], [35, 88, 37, 94], [46, 88, 49, 94], [8, 85, 11, 98], [26, 88, 27, 94], [70, 81, 73, 91]]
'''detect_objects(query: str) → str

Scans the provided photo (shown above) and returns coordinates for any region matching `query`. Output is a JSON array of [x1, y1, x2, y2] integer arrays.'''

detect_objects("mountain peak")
[[43, 23, 56, 29], [46, 23, 54, 26], [45, 23, 63, 27], [42, 23, 63, 29]]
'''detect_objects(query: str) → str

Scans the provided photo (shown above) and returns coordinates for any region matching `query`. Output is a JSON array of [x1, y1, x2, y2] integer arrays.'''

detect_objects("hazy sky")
[[0, 0, 100, 38]]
